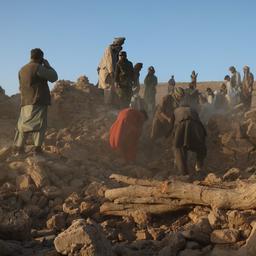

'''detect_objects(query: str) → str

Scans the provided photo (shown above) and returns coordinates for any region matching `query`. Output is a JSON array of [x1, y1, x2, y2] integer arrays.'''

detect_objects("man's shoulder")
[[20, 62, 40, 70], [19, 62, 39, 72], [126, 60, 133, 67]]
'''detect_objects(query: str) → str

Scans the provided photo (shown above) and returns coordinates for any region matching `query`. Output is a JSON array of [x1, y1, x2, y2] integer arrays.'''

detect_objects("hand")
[[42, 59, 50, 68]]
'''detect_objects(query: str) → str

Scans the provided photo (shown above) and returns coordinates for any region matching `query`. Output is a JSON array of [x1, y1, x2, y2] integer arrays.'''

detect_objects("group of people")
[[97, 37, 158, 114], [110, 63, 255, 176], [12, 41, 254, 178]]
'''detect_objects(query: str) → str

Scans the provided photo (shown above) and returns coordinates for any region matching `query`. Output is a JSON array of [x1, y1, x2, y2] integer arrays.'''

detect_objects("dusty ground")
[[0, 78, 255, 255]]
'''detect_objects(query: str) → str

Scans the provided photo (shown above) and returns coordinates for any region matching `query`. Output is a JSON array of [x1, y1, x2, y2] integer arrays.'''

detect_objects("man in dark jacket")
[[115, 51, 134, 108], [171, 99, 207, 175], [13, 48, 58, 155], [144, 66, 158, 114]]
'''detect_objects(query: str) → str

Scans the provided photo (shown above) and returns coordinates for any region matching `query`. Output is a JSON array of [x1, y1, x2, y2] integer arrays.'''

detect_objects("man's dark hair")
[[119, 51, 127, 57], [31, 48, 44, 60], [224, 75, 230, 81]]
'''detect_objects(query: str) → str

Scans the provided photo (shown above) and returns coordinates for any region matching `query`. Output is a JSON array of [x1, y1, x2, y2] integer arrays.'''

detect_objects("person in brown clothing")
[[13, 48, 58, 155], [144, 66, 158, 114], [242, 65, 254, 109], [171, 98, 207, 175], [151, 87, 185, 141]]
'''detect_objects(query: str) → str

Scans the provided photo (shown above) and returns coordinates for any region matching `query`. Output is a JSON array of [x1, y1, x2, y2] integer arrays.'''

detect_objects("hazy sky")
[[1, 0, 256, 95]]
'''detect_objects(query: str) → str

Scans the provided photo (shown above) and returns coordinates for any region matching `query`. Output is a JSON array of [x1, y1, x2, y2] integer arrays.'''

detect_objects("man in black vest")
[[13, 48, 58, 155], [171, 98, 207, 175]]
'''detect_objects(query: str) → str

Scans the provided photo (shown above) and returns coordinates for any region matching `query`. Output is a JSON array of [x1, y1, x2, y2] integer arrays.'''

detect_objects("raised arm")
[[37, 59, 58, 83]]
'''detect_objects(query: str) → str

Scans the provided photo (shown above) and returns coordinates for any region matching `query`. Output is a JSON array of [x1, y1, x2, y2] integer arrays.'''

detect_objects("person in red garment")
[[109, 108, 148, 163]]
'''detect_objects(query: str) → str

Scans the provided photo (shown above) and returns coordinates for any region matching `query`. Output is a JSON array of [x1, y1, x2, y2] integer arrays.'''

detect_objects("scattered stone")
[[46, 213, 66, 231], [182, 218, 212, 244], [158, 232, 186, 256], [0, 209, 31, 241], [223, 168, 240, 181], [135, 229, 152, 240], [54, 218, 113, 255], [210, 229, 239, 244], [208, 209, 227, 229], [204, 173, 222, 184], [62, 192, 81, 215], [16, 174, 31, 190], [227, 210, 246, 229], [42, 185, 62, 199]]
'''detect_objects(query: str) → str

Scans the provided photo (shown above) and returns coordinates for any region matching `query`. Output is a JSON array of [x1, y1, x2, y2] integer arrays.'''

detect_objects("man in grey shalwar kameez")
[[13, 48, 58, 155]]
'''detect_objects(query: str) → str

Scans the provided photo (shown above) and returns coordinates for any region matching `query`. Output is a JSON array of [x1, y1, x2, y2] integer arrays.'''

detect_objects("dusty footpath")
[[0, 77, 256, 255]]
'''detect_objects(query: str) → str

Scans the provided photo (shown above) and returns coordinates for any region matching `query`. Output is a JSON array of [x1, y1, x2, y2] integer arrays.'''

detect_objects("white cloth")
[[98, 46, 115, 89], [226, 81, 240, 107]]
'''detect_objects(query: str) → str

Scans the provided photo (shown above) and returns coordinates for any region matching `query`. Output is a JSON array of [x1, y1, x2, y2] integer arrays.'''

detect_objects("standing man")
[[171, 99, 207, 175], [168, 75, 176, 94], [130, 62, 144, 110], [184, 81, 200, 111], [224, 75, 240, 107], [13, 48, 58, 155], [242, 65, 254, 109], [229, 66, 242, 91], [115, 51, 134, 108], [191, 70, 198, 85], [98, 37, 125, 104], [144, 66, 158, 114]]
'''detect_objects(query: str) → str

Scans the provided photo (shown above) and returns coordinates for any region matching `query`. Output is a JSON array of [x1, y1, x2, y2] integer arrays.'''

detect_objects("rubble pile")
[[0, 78, 256, 255]]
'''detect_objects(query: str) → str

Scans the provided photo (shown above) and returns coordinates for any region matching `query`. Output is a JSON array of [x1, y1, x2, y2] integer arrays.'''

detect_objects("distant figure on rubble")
[[213, 83, 229, 112], [229, 66, 242, 91], [191, 70, 198, 84], [151, 87, 185, 140], [13, 48, 58, 155], [184, 81, 200, 111], [224, 75, 240, 107], [98, 37, 125, 104], [144, 66, 158, 114], [168, 75, 176, 94], [206, 88, 215, 104], [109, 108, 148, 163], [242, 65, 254, 109], [115, 51, 134, 108], [199, 88, 215, 124], [170, 97, 207, 175], [130, 63, 144, 110]]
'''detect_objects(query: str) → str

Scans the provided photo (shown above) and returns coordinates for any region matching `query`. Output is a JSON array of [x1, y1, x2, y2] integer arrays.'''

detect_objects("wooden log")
[[100, 201, 188, 216], [163, 180, 256, 210], [105, 185, 166, 201], [113, 197, 195, 205], [109, 174, 162, 187], [105, 174, 256, 210]]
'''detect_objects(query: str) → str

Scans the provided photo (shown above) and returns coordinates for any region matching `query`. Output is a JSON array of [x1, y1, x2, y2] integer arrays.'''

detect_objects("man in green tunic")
[[13, 48, 58, 155]]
